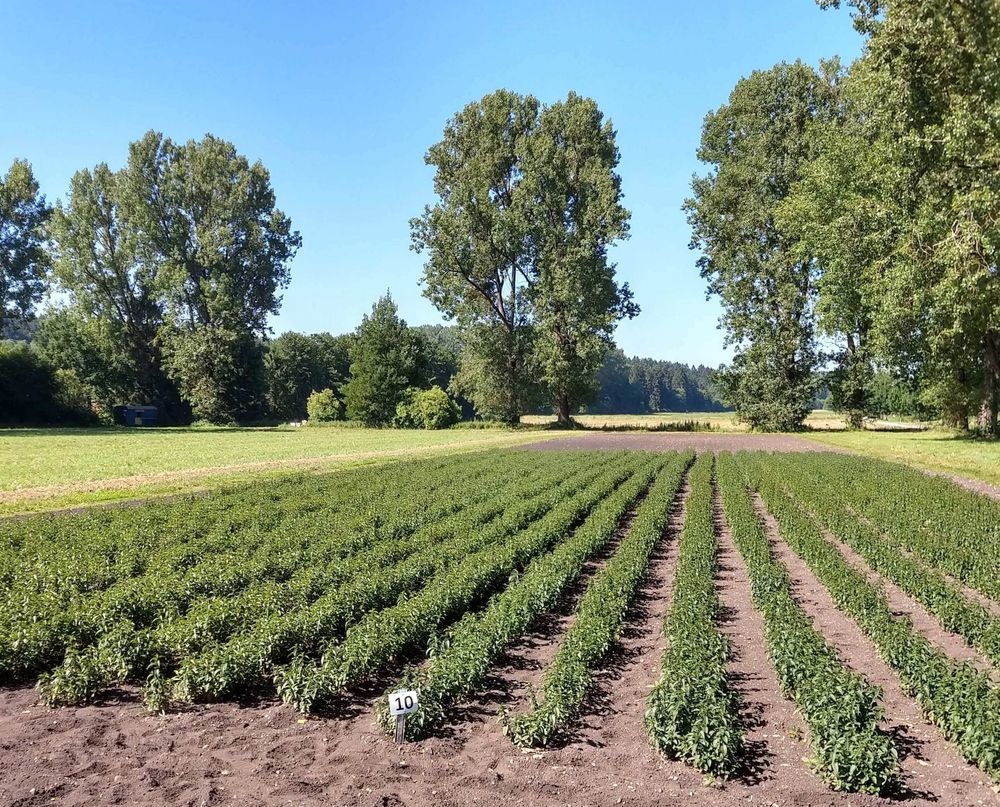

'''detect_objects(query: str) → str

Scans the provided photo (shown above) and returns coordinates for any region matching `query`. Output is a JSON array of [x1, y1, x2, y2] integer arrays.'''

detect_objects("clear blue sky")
[[2, 1, 861, 367]]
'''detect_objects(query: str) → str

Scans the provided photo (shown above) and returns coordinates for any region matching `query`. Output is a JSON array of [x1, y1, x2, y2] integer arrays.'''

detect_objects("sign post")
[[387, 689, 419, 744]]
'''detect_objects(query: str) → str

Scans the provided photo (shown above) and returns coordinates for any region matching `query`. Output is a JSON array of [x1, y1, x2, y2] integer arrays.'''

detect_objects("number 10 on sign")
[[388, 689, 419, 743]]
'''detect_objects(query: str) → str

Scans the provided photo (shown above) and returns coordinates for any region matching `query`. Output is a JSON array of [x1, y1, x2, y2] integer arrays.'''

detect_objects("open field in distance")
[[0, 426, 557, 515]]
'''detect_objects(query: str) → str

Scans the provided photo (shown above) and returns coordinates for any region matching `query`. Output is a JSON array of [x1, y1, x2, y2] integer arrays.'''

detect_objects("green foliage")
[[284, 456, 645, 713], [265, 332, 343, 420], [0, 340, 93, 425], [375, 454, 676, 740], [716, 454, 897, 793], [0, 159, 50, 329], [741, 452, 1000, 782], [0, 452, 581, 700], [592, 348, 727, 414], [504, 455, 690, 746], [645, 454, 744, 776], [160, 324, 265, 424], [46, 131, 300, 424], [687, 61, 840, 431], [524, 92, 638, 423], [414, 385, 461, 430], [344, 294, 424, 427], [392, 388, 422, 429], [413, 90, 634, 425], [49, 162, 178, 417], [306, 388, 344, 423]]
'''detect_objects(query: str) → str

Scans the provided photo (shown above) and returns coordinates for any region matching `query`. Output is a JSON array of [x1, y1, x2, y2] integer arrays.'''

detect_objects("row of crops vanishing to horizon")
[[2, 446, 1000, 796]]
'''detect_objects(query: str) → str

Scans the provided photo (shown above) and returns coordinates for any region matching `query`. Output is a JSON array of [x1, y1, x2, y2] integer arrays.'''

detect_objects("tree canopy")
[[413, 89, 635, 425]]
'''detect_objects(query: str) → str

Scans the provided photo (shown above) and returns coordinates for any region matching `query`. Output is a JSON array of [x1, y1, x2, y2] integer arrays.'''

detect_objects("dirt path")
[[526, 432, 840, 453], [752, 496, 998, 805]]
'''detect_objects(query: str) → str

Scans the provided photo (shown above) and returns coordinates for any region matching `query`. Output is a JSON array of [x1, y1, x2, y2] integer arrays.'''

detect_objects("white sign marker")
[[388, 689, 419, 717], [388, 689, 419, 743]]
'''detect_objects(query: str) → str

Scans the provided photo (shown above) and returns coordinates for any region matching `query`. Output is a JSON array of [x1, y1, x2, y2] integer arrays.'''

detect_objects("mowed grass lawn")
[[805, 428, 1000, 488], [0, 426, 554, 515]]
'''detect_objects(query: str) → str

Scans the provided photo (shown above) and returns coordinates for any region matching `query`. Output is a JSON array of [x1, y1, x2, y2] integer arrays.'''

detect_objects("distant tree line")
[[590, 349, 727, 414], [691, 0, 1000, 433]]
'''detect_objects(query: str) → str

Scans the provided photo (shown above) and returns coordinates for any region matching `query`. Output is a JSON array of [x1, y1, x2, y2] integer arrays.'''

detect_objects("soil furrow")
[[567, 469, 691, 748], [816, 514, 999, 678], [712, 485, 866, 802], [752, 494, 997, 806]]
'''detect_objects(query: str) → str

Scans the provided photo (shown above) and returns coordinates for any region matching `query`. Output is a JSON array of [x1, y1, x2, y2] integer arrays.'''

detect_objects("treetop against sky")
[[1, 0, 860, 366]]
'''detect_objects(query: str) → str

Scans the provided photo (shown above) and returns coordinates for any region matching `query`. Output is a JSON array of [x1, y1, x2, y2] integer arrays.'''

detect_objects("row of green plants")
[[644, 453, 744, 777], [276, 455, 658, 713], [715, 454, 898, 793], [503, 454, 691, 746], [772, 454, 1000, 668], [0, 450, 497, 602], [40, 460, 592, 708], [789, 454, 1000, 603], [168, 453, 613, 707], [374, 453, 690, 741], [5, 451, 515, 685], [33, 452, 602, 707], [738, 454, 1000, 783]]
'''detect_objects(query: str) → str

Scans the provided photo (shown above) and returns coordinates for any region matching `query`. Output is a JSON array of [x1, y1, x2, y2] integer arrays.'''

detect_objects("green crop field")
[[3, 446, 999, 802]]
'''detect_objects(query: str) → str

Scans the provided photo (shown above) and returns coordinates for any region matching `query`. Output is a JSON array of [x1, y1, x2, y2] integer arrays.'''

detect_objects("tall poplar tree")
[[413, 89, 634, 425], [686, 61, 841, 430]]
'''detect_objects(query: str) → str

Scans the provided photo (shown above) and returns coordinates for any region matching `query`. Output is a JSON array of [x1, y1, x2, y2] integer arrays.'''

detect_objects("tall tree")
[[413, 89, 634, 425], [525, 93, 637, 424], [49, 163, 178, 414], [822, 0, 1000, 433], [343, 294, 423, 426], [686, 61, 840, 430], [411, 90, 539, 426], [777, 66, 907, 427], [120, 131, 301, 423], [0, 160, 50, 331]]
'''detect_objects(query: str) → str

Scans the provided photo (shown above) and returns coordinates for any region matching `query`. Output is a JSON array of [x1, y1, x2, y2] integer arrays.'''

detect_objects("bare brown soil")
[[526, 432, 839, 453], [752, 496, 999, 805]]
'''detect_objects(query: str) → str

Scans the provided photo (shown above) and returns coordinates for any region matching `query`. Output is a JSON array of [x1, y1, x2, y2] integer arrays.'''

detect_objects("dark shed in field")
[[112, 405, 159, 426]]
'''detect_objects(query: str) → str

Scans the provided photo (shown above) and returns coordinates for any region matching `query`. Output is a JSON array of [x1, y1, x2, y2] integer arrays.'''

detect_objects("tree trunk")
[[556, 393, 571, 426], [978, 331, 1000, 436]]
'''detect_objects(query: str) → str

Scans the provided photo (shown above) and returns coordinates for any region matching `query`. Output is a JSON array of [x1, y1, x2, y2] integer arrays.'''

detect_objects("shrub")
[[416, 385, 461, 429], [306, 388, 344, 423], [394, 386, 461, 429], [393, 388, 422, 429], [0, 340, 94, 425]]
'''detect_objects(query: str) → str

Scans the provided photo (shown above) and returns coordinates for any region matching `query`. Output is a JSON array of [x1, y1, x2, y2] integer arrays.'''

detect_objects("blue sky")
[[2, 1, 861, 367]]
